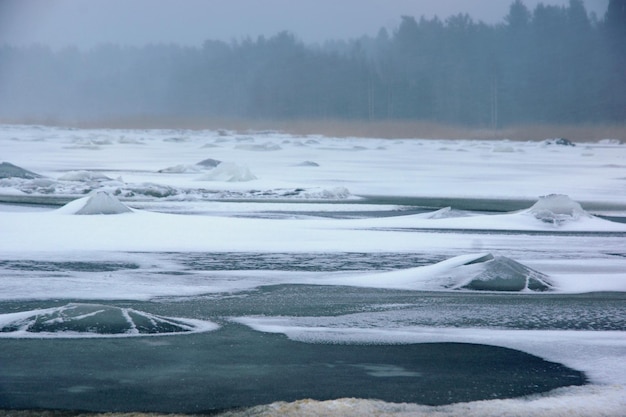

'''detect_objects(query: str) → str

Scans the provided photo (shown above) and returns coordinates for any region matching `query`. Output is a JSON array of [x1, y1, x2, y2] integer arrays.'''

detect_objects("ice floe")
[[0, 303, 218, 338]]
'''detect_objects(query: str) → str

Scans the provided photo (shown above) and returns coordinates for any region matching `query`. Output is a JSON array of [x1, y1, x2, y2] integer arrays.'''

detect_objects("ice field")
[[0, 124, 625, 416]]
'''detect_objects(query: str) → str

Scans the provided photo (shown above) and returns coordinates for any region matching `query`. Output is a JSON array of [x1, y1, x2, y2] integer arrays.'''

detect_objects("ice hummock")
[[0, 162, 42, 179], [527, 194, 591, 225], [57, 191, 133, 215], [198, 162, 257, 182], [0, 303, 218, 338]]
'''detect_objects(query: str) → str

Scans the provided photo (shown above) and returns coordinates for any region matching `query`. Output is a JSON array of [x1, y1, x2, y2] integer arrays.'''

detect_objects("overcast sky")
[[0, 0, 610, 49]]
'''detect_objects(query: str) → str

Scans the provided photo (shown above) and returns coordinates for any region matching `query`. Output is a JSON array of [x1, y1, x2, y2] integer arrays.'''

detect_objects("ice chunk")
[[0, 303, 218, 337], [157, 164, 202, 173], [527, 194, 590, 225], [196, 158, 222, 168], [198, 162, 257, 182], [58, 171, 112, 181], [542, 138, 576, 146], [296, 161, 320, 167], [57, 191, 133, 215], [0, 162, 42, 179]]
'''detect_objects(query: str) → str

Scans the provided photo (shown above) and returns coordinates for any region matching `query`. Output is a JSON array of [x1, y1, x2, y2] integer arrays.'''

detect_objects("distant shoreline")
[[1, 117, 625, 142]]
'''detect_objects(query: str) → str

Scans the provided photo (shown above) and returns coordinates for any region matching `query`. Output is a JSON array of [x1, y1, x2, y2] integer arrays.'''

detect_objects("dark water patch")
[[0, 261, 140, 273], [166, 252, 444, 272], [376, 227, 626, 238], [2, 289, 624, 332], [597, 215, 626, 224], [0, 323, 586, 414], [360, 195, 626, 214]]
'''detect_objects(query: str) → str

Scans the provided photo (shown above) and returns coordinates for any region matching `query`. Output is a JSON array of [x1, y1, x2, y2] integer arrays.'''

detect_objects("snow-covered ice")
[[0, 124, 625, 416]]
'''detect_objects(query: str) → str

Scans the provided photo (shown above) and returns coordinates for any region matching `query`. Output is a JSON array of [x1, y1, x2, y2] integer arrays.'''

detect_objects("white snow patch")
[[216, 386, 626, 417]]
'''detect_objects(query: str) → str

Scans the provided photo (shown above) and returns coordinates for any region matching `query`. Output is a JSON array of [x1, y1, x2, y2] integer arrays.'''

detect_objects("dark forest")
[[1, 0, 624, 128]]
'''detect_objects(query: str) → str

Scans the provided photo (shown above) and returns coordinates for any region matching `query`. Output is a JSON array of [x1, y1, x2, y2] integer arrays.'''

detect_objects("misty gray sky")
[[0, 0, 610, 49]]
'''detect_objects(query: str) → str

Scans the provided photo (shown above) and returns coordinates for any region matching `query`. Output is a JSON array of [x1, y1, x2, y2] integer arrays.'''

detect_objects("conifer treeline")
[[1, 0, 624, 126]]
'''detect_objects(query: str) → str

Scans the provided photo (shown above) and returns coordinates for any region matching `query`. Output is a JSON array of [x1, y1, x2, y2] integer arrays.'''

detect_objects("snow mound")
[[527, 194, 591, 225], [57, 170, 112, 181], [198, 162, 257, 182], [0, 162, 42, 179], [444, 253, 554, 291], [0, 303, 218, 338], [335, 253, 553, 292], [57, 191, 133, 215]]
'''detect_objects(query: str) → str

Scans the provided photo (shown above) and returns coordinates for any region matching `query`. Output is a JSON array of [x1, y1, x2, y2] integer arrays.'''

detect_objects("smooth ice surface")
[[234, 317, 626, 385]]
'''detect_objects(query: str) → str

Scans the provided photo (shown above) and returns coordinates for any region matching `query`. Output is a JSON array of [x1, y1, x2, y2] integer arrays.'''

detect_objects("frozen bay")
[[0, 124, 625, 416]]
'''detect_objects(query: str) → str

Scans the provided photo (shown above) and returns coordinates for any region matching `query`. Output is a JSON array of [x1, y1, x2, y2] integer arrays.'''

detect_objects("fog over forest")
[[0, 0, 624, 128]]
